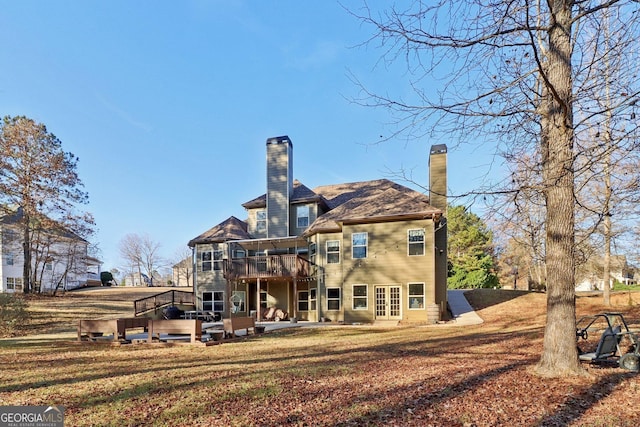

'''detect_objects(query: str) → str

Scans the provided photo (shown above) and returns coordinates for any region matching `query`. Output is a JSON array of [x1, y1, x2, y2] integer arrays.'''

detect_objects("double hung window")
[[352, 232, 368, 259], [213, 250, 223, 271], [352, 285, 367, 310], [256, 210, 266, 232], [297, 205, 309, 228], [6, 277, 23, 292], [408, 283, 425, 309], [200, 250, 212, 272], [408, 229, 425, 256], [203, 291, 224, 312], [327, 240, 340, 264], [298, 291, 309, 311], [327, 288, 341, 310]]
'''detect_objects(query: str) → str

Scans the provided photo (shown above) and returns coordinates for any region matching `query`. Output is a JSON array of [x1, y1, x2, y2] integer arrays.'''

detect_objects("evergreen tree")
[[447, 205, 498, 289]]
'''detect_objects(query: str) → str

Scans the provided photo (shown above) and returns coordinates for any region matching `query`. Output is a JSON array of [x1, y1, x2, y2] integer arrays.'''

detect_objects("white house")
[[575, 254, 636, 291], [0, 207, 101, 293]]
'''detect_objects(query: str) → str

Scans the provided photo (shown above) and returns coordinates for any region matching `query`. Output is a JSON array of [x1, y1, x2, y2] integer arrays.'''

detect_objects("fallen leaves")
[[1, 288, 639, 426]]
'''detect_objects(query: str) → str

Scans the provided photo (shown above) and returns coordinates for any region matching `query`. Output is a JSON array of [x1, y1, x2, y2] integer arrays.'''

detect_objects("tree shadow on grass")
[[536, 369, 637, 426]]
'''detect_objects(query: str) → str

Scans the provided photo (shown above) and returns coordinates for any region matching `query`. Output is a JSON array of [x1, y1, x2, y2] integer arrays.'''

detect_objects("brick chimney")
[[266, 136, 293, 238]]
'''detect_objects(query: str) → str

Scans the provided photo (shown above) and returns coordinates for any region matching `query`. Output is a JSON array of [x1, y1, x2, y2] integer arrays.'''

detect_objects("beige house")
[[171, 257, 194, 287], [188, 136, 448, 323]]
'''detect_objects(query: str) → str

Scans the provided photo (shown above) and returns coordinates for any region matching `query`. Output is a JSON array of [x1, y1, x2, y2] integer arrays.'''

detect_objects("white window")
[[327, 288, 341, 311], [408, 283, 425, 309], [327, 240, 340, 264], [297, 205, 309, 228], [232, 249, 246, 258], [199, 250, 212, 272], [5, 254, 14, 266], [298, 290, 309, 311], [213, 250, 223, 271], [45, 262, 53, 271], [352, 285, 368, 310], [203, 291, 224, 312], [6, 277, 23, 292], [352, 232, 368, 259], [256, 210, 266, 232], [408, 229, 425, 256]]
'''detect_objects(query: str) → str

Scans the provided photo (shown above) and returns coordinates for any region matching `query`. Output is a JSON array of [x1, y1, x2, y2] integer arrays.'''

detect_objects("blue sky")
[[1, 1, 501, 272]]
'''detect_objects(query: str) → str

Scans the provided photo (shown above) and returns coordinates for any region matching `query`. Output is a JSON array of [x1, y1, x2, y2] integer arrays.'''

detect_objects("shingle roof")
[[188, 216, 251, 247], [306, 179, 440, 235], [242, 180, 325, 209], [193, 179, 441, 244]]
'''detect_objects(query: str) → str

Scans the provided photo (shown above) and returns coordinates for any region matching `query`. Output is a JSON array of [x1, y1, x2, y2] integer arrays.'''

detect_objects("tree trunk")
[[535, 0, 584, 376], [603, 206, 612, 304], [22, 216, 32, 294]]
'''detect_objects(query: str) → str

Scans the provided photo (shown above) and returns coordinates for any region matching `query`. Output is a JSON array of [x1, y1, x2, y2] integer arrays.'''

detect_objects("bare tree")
[[171, 246, 194, 287], [118, 233, 164, 287], [351, 1, 640, 376], [0, 116, 92, 293], [572, 6, 640, 305]]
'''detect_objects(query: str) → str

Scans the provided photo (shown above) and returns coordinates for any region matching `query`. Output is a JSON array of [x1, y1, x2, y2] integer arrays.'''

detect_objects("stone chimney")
[[266, 136, 293, 238], [429, 144, 447, 216]]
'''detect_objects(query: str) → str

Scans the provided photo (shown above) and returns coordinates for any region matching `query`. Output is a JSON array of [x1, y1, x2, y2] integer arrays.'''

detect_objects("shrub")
[[0, 293, 28, 337]]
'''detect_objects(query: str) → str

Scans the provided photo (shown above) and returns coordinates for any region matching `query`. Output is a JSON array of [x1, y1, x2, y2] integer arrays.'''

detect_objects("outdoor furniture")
[[223, 316, 256, 338], [147, 319, 202, 344], [78, 317, 148, 342]]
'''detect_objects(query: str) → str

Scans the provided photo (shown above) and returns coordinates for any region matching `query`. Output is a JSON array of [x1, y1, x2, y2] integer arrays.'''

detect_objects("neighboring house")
[[0, 207, 101, 293], [172, 257, 194, 287], [188, 136, 448, 323], [576, 254, 637, 291], [123, 272, 152, 287]]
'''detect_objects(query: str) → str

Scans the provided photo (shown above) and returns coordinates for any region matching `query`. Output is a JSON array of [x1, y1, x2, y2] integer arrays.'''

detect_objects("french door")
[[375, 285, 401, 320]]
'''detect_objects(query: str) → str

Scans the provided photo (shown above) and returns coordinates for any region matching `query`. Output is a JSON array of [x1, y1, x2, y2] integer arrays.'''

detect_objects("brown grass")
[[1, 287, 640, 426]]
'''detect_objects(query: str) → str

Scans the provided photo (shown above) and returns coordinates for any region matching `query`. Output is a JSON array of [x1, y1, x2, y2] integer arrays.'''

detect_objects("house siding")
[[188, 137, 448, 324], [289, 202, 317, 237], [266, 137, 293, 238], [311, 219, 437, 323], [1, 222, 96, 293]]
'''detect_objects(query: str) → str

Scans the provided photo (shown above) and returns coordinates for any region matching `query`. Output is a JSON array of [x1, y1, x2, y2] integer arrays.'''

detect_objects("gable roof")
[[191, 179, 441, 246], [1, 206, 88, 243], [242, 180, 326, 209], [188, 216, 251, 247], [305, 179, 440, 235]]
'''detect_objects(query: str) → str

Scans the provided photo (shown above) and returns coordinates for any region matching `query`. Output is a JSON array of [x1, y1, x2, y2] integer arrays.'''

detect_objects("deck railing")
[[133, 289, 195, 316], [225, 254, 310, 279]]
